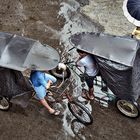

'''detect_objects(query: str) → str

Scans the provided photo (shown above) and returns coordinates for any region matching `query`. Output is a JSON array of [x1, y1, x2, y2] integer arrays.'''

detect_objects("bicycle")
[[48, 76, 93, 125]]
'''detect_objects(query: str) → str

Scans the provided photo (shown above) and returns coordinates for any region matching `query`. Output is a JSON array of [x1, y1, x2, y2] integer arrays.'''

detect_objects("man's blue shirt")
[[30, 71, 47, 88]]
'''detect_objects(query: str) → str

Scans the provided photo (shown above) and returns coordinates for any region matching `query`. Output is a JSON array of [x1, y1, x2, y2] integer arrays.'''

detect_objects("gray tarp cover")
[[0, 32, 60, 71], [70, 32, 140, 101]]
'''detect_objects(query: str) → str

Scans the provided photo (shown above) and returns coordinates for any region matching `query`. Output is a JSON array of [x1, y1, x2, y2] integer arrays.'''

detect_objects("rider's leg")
[[101, 78, 108, 92], [34, 86, 59, 115], [85, 76, 95, 100], [88, 87, 94, 100], [44, 73, 57, 84], [40, 98, 55, 113], [44, 73, 57, 96]]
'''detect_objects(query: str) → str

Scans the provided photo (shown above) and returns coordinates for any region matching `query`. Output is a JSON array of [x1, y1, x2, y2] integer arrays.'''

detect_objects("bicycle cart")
[[0, 32, 93, 126], [50, 32, 140, 118], [0, 32, 60, 110]]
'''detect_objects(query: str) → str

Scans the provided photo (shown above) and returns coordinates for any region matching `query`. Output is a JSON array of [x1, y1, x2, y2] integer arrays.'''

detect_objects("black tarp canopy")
[[70, 32, 140, 102]]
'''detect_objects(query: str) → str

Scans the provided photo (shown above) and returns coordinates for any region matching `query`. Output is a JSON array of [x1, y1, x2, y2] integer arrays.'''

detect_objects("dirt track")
[[0, 0, 140, 140]]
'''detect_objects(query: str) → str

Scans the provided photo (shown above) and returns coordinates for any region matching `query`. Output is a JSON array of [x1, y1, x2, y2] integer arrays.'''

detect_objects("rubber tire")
[[116, 99, 140, 118], [0, 97, 11, 111], [68, 101, 93, 125]]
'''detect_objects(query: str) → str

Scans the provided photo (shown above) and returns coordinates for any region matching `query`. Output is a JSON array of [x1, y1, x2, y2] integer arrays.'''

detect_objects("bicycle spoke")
[[70, 103, 91, 123]]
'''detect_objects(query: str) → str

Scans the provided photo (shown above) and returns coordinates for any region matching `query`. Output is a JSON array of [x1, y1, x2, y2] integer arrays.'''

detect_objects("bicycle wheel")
[[0, 97, 11, 111], [116, 99, 139, 118], [49, 66, 71, 79], [68, 101, 93, 125]]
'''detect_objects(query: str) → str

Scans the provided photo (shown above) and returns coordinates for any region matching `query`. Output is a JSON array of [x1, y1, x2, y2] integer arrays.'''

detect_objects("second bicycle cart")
[[50, 32, 140, 119]]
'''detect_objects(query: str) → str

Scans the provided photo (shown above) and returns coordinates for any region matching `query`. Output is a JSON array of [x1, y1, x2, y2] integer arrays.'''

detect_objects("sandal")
[[50, 110, 60, 116], [87, 94, 95, 100]]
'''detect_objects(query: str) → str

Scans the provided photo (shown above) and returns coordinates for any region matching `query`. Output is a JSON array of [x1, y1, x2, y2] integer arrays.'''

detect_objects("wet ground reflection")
[[53, 97, 92, 138], [71, 119, 86, 139]]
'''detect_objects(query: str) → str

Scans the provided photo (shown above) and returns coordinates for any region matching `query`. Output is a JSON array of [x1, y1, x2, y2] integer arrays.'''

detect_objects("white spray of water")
[[58, 1, 96, 137], [58, 1, 117, 136]]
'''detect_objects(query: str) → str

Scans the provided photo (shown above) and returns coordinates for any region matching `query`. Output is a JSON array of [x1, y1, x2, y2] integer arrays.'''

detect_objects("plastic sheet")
[[0, 32, 60, 71]]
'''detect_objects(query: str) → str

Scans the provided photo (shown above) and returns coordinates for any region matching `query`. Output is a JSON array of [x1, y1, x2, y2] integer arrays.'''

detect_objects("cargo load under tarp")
[[70, 32, 140, 101], [0, 67, 33, 107]]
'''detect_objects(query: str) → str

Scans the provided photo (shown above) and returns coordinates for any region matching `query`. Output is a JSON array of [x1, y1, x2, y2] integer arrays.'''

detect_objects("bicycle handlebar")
[[64, 61, 75, 64], [68, 47, 76, 52]]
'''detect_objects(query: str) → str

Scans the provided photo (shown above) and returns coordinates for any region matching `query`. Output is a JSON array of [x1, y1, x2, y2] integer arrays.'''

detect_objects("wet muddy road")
[[0, 0, 140, 140]]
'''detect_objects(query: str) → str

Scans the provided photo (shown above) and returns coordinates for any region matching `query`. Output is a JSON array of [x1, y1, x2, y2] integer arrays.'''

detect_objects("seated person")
[[30, 70, 60, 116]]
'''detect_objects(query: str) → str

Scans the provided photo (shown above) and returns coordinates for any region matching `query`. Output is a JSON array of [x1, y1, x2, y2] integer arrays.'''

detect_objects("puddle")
[[61, 98, 89, 139], [71, 119, 86, 140]]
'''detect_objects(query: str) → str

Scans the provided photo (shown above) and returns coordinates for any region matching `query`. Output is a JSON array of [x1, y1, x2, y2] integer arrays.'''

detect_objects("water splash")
[[62, 100, 75, 137], [58, 1, 94, 137]]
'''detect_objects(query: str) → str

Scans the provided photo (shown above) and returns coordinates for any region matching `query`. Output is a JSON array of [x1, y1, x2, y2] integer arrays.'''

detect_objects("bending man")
[[30, 70, 60, 115]]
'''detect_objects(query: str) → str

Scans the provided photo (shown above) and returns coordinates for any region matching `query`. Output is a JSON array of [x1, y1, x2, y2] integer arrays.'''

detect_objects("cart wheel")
[[116, 99, 139, 118], [0, 97, 11, 111], [49, 66, 71, 79], [68, 101, 93, 125]]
